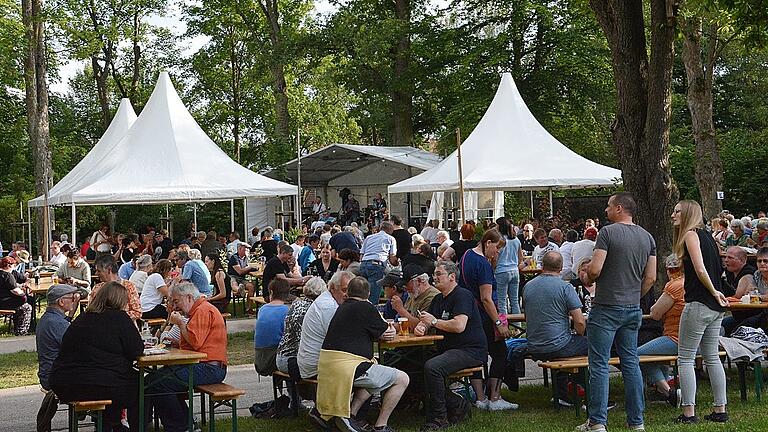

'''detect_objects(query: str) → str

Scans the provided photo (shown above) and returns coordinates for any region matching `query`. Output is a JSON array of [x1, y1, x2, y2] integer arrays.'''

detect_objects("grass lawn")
[[0, 331, 256, 389], [233, 372, 768, 432]]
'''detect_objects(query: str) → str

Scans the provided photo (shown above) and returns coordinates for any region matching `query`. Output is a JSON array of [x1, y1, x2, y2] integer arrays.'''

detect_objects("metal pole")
[[548, 188, 554, 218], [230, 199, 235, 232], [193, 203, 198, 233], [43, 173, 51, 260], [27, 205, 32, 253], [296, 128, 301, 229], [530, 191, 534, 218], [243, 198, 248, 238], [456, 128, 465, 224], [71, 204, 76, 246]]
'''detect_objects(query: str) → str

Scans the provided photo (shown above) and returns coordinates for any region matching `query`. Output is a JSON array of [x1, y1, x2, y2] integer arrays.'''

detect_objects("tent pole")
[[193, 203, 198, 233], [456, 128, 465, 224], [27, 205, 32, 254], [296, 128, 301, 229], [548, 188, 553, 218], [243, 198, 248, 238], [71, 204, 76, 246], [530, 191, 534, 218], [230, 200, 235, 232]]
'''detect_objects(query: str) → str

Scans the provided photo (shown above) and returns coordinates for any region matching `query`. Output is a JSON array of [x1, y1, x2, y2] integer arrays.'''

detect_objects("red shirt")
[[181, 298, 227, 364]]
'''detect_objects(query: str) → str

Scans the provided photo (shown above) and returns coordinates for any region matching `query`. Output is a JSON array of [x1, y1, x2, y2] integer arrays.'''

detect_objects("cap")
[[16, 250, 30, 263], [46, 284, 79, 303], [238, 242, 251, 249], [378, 272, 403, 289], [402, 264, 426, 284]]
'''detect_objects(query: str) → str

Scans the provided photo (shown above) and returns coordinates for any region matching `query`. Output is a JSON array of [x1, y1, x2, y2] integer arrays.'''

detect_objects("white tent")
[[28, 98, 138, 208], [388, 73, 622, 194], [29, 72, 296, 242]]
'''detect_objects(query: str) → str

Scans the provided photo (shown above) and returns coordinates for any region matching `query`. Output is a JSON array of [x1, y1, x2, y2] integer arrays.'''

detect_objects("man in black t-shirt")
[[390, 215, 412, 261], [414, 261, 487, 430], [262, 245, 309, 302], [318, 277, 409, 432], [329, 230, 360, 255]]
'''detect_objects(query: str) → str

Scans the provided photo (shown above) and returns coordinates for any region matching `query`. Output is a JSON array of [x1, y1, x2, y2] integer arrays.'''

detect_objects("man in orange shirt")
[[147, 282, 227, 432]]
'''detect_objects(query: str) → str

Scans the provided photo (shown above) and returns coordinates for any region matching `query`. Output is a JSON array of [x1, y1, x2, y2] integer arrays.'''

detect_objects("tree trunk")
[[22, 0, 52, 258], [390, 0, 414, 147], [680, 17, 723, 221], [590, 0, 679, 287], [258, 0, 291, 160], [130, 11, 141, 100], [229, 26, 242, 162]]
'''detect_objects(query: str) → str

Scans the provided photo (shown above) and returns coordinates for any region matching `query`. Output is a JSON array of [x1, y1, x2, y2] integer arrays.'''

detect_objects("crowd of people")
[[2, 192, 767, 431]]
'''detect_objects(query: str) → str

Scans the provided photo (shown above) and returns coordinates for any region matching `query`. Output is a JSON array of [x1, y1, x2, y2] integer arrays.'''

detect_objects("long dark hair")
[[495, 217, 512, 238], [206, 253, 224, 273]]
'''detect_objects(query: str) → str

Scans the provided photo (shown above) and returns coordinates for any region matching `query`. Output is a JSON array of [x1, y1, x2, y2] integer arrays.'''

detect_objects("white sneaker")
[[574, 420, 607, 432], [474, 399, 490, 410], [487, 398, 519, 411]]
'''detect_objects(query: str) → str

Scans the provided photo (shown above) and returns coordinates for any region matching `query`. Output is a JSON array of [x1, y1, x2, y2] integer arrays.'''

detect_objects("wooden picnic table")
[[136, 348, 207, 432], [520, 268, 542, 275], [379, 334, 443, 349], [727, 302, 768, 310], [250, 296, 267, 305]]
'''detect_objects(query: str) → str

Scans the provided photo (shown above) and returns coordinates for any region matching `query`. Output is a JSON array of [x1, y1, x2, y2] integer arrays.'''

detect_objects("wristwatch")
[[494, 319, 503, 327], [431, 318, 438, 327]]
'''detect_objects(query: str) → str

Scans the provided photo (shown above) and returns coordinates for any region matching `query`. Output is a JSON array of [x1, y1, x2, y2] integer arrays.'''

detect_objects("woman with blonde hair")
[[672, 200, 728, 424]]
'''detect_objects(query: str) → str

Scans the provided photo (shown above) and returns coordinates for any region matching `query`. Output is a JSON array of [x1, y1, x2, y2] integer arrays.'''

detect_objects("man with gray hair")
[[414, 261, 486, 429], [148, 282, 227, 432], [359, 221, 398, 304]]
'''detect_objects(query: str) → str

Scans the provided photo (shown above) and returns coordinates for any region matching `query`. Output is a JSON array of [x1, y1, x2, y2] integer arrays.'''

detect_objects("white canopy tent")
[[389, 72, 622, 219], [29, 72, 296, 243]]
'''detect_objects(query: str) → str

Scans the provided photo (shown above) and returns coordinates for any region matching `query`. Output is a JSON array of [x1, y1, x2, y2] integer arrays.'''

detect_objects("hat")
[[238, 242, 251, 249], [584, 227, 598, 241], [46, 284, 78, 304], [402, 264, 426, 284], [378, 272, 403, 289], [16, 250, 30, 263]]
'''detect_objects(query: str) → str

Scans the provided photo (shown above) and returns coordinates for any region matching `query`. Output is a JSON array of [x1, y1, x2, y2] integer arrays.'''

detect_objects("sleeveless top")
[[683, 228, 725, 312]]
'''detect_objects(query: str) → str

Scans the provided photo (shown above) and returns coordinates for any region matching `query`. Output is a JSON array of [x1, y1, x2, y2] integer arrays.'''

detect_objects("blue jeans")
[[531, 335, 588, 400], [359, 260, 386, 304], [146, 363, 227, 432], [495, 270, 520, 314], [587, 304, 644, 427], [636, 336, 678, 385]]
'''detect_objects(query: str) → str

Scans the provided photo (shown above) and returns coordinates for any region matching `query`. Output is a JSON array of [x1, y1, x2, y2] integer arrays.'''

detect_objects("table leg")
[[139, 366, 145, 432], [188, 364, 194, 432]]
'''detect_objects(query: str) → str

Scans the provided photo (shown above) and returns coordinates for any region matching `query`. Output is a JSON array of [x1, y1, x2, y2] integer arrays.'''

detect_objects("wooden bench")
[[448, 366, 484, 400], [196, 383, 246, 432], [0, 309, 15, 333], [144, 318, 166, 328], [272, 370, 318, 417], [538, 353, 727, 414], [67, 400, 111, 432]]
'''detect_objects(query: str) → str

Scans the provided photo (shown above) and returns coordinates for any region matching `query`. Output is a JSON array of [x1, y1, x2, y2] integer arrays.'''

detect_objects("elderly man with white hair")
[[147, 282, 227, 432]]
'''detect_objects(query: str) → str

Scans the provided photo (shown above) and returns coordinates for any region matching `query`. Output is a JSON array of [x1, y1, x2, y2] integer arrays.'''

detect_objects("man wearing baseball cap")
[[379, 272, 408, 320], [390, 264, 440, 328], [36, 284, 82, 430]]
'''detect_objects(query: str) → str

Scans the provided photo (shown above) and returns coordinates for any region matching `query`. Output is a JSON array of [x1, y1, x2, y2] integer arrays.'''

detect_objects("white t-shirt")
[[50, 253, 67, 267], [129, 270, 149, 294], [559, 241, 575, 278], [533, 242, 560, 266], [291, 243, 303, 260], [140, 273, 167, 312], [571, 239, 596, 273]]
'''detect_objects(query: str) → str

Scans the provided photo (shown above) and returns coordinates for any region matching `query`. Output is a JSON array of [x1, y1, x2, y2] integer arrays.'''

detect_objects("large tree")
[[589, 0, 679, 276], [22, 0, 52, 256]]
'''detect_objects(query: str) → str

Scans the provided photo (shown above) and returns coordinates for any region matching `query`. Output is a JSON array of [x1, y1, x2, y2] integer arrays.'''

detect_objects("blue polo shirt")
[[118, 261, 135, 280], [182, 261, 212, 296], [36, 308, 70, 390]]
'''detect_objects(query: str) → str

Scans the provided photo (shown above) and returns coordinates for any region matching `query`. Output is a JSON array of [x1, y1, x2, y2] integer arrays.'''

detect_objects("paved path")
[[0, 318, 256, 354]]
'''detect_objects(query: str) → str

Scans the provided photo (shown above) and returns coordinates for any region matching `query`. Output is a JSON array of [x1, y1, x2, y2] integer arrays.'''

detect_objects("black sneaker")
[[308, 408, 330, 431], [666, 389, 681, 409], [334, 416, 369, 432], [420, 418, 451, 431], [373, 426, 397, 432], [552, 397, 575, 407], [674, 414, 699, 424], [447, 397, 471, 425], [703, 412, 728, 423]]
